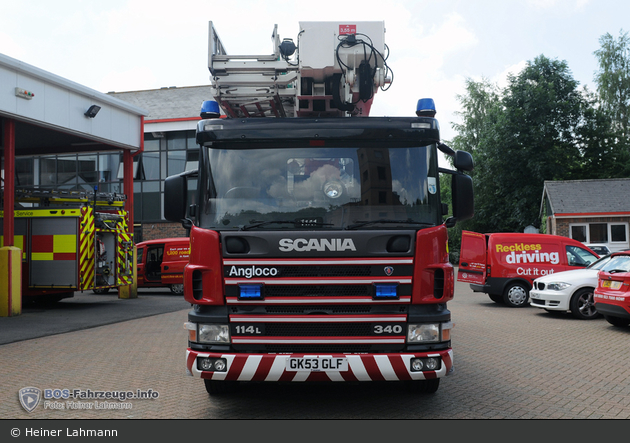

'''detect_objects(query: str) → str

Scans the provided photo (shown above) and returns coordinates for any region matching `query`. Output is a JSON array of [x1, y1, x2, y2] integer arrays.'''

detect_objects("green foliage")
[[594, 30, 630, 138], [449, 46, 630, 253]]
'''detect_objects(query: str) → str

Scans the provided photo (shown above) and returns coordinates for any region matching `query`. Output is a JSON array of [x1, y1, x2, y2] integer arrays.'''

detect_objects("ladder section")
[[208, 21, 298, 118], [207, 21, 392, 118]]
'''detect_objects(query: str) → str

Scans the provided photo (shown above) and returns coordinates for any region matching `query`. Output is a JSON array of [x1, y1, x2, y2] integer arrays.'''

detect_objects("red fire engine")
[[164, 21, 474, 394], [0, 188, 133, 301]]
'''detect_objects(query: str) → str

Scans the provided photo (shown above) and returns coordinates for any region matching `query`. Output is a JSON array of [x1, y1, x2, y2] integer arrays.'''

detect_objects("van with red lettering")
[[457, 231, 599, 307], [136, 238, 190, 294]]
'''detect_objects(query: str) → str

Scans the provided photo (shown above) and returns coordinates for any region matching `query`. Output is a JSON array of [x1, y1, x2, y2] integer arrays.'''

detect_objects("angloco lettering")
[[228, 266, 278, 279]]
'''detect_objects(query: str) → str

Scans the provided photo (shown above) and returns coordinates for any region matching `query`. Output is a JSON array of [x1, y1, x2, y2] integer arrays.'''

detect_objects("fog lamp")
[[198, 357, 228, 372], [213, 359, 227, 371], [411, 358, 424, 371], [199, 358, 214, 371], [424, 357, 439, 371]]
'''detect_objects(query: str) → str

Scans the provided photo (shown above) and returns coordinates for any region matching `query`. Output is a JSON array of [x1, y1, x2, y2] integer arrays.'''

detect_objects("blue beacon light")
[[200, 100, 221, 119], [416, 98, 436, 117]]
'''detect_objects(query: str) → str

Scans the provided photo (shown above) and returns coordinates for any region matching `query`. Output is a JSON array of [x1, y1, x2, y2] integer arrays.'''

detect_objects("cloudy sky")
[[2, 0, 629, 142]]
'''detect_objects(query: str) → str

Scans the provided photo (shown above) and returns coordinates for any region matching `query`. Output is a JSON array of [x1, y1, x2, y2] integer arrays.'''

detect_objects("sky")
[[2, 0, 630, 143]]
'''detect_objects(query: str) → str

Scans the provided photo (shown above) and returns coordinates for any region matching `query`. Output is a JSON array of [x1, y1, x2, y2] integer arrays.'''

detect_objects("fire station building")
[[108, 85, 215, 242], [0, 53, 147, 314]]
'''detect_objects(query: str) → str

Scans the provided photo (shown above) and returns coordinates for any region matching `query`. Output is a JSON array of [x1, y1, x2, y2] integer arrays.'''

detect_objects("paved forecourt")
[[1, 279, 630, 419]]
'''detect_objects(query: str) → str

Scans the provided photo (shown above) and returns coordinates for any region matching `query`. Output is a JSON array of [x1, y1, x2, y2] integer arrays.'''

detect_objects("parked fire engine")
[[165, 21, 474, 394], [0, 188, 134, 301]]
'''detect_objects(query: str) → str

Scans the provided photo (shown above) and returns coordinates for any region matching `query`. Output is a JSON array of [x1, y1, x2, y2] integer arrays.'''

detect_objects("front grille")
[[224, 264, 414, 279], [275, 265, 372, 277], [264, 285, 371, 297], [265, 323, 379, 336], [229, 304, 409, 315]]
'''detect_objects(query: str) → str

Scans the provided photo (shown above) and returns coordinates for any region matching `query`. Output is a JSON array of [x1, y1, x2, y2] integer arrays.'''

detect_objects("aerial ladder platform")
[[208, 21, 393, 118]]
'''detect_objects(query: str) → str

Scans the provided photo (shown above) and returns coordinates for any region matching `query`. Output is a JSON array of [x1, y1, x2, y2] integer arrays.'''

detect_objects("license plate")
[[603, 281, 622, 289], [286, 357, 348, 372]]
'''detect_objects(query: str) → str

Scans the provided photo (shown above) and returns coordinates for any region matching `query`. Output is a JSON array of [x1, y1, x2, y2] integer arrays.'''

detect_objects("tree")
[[450, 77, 501, 159], [594, 30, 630, 138], [451, 56, 591, 235]]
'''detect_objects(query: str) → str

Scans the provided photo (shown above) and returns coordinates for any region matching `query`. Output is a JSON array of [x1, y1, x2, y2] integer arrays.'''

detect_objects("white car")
[[529, 255, 615, 319]]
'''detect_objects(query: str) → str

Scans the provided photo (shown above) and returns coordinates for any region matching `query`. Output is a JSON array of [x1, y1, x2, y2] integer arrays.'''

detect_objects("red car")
[[594, 252, 630, 327]]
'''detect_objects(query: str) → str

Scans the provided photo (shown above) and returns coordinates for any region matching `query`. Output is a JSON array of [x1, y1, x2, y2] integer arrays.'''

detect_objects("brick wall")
[[138, 222, 188, 242]]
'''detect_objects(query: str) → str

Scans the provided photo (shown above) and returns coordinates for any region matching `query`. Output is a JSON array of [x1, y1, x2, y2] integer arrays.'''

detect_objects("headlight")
[[408, 324, 438, 343], [198, 324, 231, 344], [407, 322, 452, 343], [547, 282, 571, 291]]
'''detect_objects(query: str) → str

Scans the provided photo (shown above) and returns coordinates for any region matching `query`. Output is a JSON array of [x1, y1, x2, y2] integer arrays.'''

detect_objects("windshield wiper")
[[241, 219, 334, 231], [344, 219, 434, 230]]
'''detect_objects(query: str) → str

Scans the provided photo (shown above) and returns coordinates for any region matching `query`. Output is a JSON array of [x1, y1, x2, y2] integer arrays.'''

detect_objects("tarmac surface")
[[1, 278, 630, 420]]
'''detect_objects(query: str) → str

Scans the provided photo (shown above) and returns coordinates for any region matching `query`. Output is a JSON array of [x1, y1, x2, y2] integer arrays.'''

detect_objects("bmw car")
[[529, 254, 616, 319]]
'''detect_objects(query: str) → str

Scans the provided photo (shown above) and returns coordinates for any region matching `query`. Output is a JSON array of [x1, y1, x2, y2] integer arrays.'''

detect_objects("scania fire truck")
[[164, 21, 474, 394]]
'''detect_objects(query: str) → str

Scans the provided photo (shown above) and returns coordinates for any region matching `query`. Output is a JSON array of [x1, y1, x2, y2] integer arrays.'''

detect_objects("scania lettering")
[[165, 21, 474, 395], [279, 238, 356, 252]]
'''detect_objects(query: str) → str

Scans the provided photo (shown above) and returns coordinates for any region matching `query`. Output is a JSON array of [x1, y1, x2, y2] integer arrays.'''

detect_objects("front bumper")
[[529, 289, 571, 311], [186, 349, 454, 382]]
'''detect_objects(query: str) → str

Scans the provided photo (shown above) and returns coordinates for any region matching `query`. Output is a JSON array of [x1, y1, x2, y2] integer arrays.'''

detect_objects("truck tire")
[[604, 315, 630, 327], [569, 288, 599, 320], [204, 379, 238, 395], [503, 282, 529, 307], [170, 284, 184, 295], [93, 287, 110, 294], [406, 378, 440, 394]]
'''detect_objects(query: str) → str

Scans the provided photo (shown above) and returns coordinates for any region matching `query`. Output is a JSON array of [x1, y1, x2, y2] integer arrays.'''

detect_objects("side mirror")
[[454, 151, 474, 172], [164, 174, 188, 222], [452, 172, 474, 222]]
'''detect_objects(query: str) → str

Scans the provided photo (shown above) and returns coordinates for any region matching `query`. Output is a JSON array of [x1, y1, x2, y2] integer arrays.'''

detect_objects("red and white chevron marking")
[[186, 350, 453, 382]]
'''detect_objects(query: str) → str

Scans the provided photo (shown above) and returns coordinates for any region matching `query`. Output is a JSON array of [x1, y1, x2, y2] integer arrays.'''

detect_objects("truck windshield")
[[198, 145, 440, 230]]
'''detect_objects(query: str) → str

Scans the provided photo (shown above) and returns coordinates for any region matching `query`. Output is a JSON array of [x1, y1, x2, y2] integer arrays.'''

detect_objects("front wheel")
[[604, 315, 630, 327], [570, 288, 599, 320], [170, 284, 184, 295], [503, 282, 529, 307]]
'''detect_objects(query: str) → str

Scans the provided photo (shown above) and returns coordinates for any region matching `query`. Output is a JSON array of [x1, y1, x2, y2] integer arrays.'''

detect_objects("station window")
[[570, 222, 629, 250]]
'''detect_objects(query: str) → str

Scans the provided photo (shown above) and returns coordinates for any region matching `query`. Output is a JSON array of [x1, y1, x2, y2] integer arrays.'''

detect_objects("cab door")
[[457, 231, 488, 284], [144, 245, 164, 282], [136, 246, 146, 286], [160, 242, 189, 286]]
